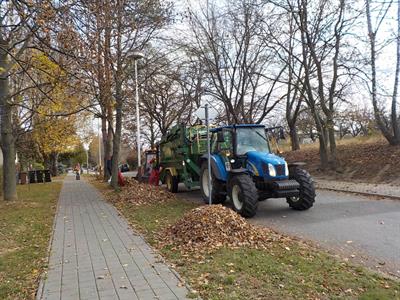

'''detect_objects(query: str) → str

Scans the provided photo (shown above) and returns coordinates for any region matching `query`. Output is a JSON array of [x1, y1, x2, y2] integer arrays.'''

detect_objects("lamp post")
[[131, 51, 146, 168]]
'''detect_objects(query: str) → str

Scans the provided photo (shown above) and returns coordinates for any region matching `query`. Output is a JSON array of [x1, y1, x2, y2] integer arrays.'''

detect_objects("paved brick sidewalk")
[[37, 174, 190, 300], [316, 178, 400, 199]]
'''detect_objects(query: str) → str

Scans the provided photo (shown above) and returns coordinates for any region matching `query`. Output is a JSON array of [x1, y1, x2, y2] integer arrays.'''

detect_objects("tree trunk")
[[328, 125, 337, 169], [50, 152, 58, 176], [111, 104, 122, 189], [43, 153, 50, 170], [289, 124, 300, 151], [316, 121, 329, 170], [318, 135, 329, 170], [390, 0, 400, 145], [102, 116, 113, 181], [102, 116, 108, 180], [325, 115, 337, 166], [18, 151, 28, 172], [0, 40, 17, 201]]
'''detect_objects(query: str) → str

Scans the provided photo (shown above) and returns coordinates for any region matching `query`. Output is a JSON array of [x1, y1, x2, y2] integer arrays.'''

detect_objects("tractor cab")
[[210, 125, 288, 181], [200, 124, 315, 218]]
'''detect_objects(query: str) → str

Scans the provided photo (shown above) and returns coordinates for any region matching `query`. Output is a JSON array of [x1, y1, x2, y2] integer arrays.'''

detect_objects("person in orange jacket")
[[148, 158, 160, 186]]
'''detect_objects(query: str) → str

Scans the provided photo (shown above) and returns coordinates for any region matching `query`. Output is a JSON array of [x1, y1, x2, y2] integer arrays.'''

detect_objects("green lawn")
[[92, 179, 400, 300], [0, 182, 62, 300]]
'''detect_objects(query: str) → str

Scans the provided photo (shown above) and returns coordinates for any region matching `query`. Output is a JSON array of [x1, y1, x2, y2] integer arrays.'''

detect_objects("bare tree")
[[265, 8, 308, 150], [109, 0, 171, 188], [337, 106, 374, 138], [122, 53, 202, 148], [365, 0, 400, 145], [287, 0, 357, 169], [182, 0, 285, 124], [68, 0, 115, 181]]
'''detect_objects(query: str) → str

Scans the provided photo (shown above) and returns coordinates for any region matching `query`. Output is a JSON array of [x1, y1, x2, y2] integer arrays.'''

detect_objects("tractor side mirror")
[[217, 131, 225, 143]]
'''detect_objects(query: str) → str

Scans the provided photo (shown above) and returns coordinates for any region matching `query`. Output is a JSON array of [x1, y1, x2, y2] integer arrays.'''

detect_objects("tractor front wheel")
[[165, 171, 179, 193], [286, 168, 315, 210], [200, 163, 226, 204], [228, 174, 258, 218]]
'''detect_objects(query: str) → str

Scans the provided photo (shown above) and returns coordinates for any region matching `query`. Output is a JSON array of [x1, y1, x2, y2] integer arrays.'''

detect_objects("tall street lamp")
[[131, 51, 146, 168]]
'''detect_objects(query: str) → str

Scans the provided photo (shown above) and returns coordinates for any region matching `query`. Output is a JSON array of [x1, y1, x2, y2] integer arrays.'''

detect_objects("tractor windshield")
[[236, 127, 270, 155]]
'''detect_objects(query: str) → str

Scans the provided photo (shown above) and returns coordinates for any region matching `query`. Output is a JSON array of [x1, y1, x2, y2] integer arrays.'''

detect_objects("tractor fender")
[[288, 162, 306, 167], [200, 154, 228, 182], [164, 167, 178, 176], [288, 162, 306, 177], [229, 168, 249, 174], [227, 168, 250, 182], [160, 167, 178, 183]]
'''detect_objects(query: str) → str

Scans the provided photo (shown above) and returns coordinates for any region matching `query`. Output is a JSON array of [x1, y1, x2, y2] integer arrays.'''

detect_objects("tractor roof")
[[210, 124, 265, 132]]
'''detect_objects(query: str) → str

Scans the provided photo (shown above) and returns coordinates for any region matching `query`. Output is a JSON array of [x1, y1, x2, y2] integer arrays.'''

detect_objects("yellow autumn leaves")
[[30, 52, 80, 155]]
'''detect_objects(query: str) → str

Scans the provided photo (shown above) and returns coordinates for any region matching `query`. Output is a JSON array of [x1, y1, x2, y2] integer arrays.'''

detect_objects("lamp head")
[[131, 51, 146, 60]]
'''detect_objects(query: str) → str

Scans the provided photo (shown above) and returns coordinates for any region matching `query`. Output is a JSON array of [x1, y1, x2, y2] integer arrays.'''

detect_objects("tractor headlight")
[[284, 162, 289, 176], [268, 163, 276, 177]]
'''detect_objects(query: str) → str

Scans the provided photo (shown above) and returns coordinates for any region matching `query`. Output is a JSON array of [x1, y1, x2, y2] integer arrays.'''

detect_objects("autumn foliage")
[[29, 53, 81, 174], [160, 205, 281, 253]]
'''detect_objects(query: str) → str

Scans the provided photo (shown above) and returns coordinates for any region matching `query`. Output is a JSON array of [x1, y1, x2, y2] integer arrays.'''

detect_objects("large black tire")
[[165, 170, 179, 193], [228, 174, 258, 218], [286, 168, 315, 210], [200, 163, 226, 204]]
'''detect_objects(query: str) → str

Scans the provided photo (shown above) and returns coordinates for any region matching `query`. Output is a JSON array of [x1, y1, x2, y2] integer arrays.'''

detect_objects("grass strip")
[[0, 182, 63, 300]]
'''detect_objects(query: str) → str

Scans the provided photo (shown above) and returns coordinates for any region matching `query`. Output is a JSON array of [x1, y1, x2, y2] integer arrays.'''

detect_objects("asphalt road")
[[175, 185, 400, 277]]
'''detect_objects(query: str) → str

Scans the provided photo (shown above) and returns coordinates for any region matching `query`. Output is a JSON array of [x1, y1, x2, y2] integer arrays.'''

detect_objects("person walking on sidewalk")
[[75, 163, 81, 180]]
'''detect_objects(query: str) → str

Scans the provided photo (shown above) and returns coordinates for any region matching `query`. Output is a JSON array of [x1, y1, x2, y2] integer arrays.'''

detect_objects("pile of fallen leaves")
[[160, 205, 281, 253], [106, 178, 177, 206]]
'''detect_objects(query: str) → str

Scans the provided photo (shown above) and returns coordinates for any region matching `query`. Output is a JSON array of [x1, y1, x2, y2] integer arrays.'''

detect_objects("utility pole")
[[205, 104, 212, 205], [131, 51, 145, 169], [135, 58, 141, 168]]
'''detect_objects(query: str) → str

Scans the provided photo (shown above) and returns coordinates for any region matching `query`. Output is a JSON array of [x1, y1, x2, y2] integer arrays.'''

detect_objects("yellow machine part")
[[164, 167, 178, 177]]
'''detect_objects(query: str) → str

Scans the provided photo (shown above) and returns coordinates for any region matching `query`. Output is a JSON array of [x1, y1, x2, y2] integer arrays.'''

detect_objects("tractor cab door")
[[211, 129, 234, 171], [212, 129, 233, 153]]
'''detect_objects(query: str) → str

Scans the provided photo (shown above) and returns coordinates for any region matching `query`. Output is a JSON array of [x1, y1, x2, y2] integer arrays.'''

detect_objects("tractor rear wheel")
[[165, 170, 179, 193], [200, 163, 226, 204], [286, 168, 315, 210], [228, 174, 258, 218]]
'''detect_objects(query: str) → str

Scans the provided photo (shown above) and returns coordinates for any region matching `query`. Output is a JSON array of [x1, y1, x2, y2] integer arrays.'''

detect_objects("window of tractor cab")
[[221, 130, 233, 151], [235, 127, 270, 155], [211, 129, 233, 153]]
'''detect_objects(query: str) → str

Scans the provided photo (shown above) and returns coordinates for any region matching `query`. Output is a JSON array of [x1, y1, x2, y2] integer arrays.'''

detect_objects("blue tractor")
[[199, 124, 315, 217]]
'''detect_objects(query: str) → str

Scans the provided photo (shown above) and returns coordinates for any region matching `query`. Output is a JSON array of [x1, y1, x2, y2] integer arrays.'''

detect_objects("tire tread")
[[229, 174, 258, 218], [287, 168, 315, 210]]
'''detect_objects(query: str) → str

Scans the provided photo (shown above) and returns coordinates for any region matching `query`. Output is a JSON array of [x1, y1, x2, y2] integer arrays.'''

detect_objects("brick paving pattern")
[[38, 174, 190, 300]]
